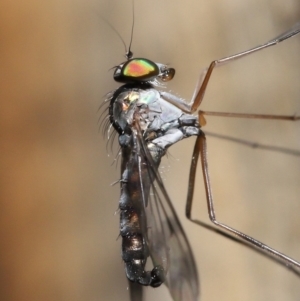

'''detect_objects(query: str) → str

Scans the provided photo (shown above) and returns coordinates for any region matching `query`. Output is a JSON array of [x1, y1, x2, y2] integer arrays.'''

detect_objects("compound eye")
[[159, 68, 175, 82], [114, 58, 159, 83]]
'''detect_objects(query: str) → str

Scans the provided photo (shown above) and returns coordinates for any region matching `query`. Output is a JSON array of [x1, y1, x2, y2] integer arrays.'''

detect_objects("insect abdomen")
[[118, 136, 164, 287]]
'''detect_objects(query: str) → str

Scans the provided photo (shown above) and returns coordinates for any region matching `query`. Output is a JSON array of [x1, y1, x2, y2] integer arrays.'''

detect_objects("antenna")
[[126, 0, 135, 60], [101, 0, 135, 60], [101, 18, 128, 57]]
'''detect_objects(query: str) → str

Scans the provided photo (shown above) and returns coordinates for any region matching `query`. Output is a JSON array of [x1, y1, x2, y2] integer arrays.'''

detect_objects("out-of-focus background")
[[1, 0, 300, 300]]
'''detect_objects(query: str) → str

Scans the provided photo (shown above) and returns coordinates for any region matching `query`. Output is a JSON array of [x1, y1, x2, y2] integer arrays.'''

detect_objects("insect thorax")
[[109, 83, 200, 158]]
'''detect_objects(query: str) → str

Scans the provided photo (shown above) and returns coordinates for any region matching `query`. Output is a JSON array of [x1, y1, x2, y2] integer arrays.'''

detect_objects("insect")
[[100, 2, 300, 301]]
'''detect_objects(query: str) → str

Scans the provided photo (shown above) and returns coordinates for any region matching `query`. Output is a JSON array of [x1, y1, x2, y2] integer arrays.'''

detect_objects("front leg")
[[161, 22, 300, 115]]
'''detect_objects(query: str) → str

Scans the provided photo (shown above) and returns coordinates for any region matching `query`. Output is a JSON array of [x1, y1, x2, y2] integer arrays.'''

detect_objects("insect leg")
[[161, 23, 300, 115], [199, 110, 300, 121], [205, 131, 300, 157], [128, 280, 143, 301], [185, 131, 300, 275]]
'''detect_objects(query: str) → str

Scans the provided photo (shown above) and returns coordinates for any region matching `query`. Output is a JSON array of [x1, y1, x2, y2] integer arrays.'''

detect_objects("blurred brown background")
[[1, 0, 300, 301]]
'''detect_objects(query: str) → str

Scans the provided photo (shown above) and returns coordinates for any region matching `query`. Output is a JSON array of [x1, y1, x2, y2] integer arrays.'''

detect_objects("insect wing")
[[135, 129, 199, 301]]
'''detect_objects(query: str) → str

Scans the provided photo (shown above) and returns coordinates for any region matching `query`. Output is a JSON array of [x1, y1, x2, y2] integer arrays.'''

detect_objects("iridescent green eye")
[[123, 59, 156, 77], [114, 58, 159, 83]]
